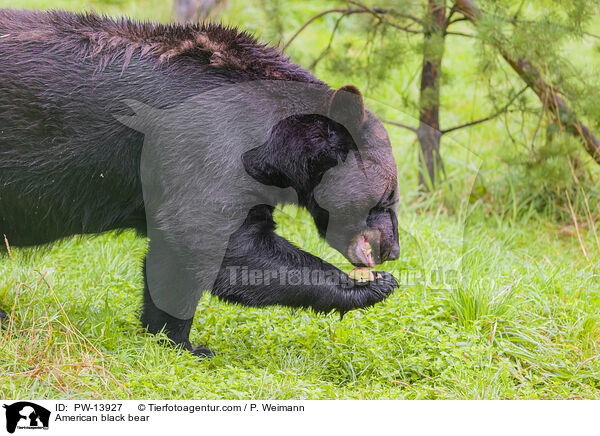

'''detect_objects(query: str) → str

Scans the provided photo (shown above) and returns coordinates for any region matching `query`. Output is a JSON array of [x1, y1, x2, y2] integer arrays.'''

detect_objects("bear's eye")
[[327, 124, 336, 140], [382, 188, 397, 208]]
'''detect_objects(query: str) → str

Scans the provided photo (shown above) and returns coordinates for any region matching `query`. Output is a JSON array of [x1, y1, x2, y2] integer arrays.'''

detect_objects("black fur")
[[0, 9, 399, 356], [212, 205, 397, 311]]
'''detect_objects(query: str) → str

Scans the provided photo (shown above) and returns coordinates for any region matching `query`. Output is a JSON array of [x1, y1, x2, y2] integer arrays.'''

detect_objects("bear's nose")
[[386, 243, 400, 260]]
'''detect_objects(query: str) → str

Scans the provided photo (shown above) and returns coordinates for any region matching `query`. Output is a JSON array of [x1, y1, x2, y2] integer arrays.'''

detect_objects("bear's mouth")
[[347, 234, 376, 268]]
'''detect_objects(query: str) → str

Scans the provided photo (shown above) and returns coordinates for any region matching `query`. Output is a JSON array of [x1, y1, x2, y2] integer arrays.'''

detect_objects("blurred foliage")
[[2, 0, 600, 217], [246, 0, 600, 220]]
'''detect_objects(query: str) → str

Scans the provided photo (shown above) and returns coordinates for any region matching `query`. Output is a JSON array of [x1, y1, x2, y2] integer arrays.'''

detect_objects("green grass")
[[2, 209, 599, 399], [1, 0, 599, 399]]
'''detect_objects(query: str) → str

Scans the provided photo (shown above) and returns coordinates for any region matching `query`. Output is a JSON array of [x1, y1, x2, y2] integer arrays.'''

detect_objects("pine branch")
[[282, 8, 370, 52], [382, 119, 418, 133], [447, 17, 468, 26], [308, 13, 346, 70], [583, 31, 600, 40], [441, 85, 529, 134], [445, 30, 474, 37], [283, 2, 427, 52], [343, 0, 388, 17], [453, 0, 600, 164], [346, 1, 425, 35]]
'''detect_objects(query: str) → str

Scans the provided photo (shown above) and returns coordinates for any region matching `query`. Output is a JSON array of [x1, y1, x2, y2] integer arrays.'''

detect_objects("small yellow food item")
[[349, 267, 375, 283]]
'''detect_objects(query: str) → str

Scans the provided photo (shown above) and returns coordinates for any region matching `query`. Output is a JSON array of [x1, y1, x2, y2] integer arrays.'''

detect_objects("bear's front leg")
[[140, 259, 214, 358], [211, 206, 398, 313]]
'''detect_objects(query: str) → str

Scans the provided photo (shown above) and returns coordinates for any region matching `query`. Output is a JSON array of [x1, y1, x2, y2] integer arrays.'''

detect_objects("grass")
[[1, 0, 599, 399]]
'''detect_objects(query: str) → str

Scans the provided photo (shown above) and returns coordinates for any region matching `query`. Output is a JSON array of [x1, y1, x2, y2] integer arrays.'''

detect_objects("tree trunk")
[[417, 0, 447, 189], [453, 0, 600, 164]]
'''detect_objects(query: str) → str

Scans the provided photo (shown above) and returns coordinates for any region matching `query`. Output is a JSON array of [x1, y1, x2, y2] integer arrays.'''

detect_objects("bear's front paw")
[[361, 270, 398, 300], [338, 270, 397, 316]]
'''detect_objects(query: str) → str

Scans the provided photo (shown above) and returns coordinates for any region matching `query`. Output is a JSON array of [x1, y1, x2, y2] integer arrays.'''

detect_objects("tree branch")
[[343, 0, 388, 17], [448, 16, 468, 25], [383, 22, 425, 34], [308, 13, 346, 70], [345, 0, 425, 34], [283, 8, 371, 52], [441, 85, 529, 134], [382, 119, 418, 133], [284, 2, 431, 53], [453, 0, 600, 164], [445, 30, 474, 37], [583, 31, 600, 40]]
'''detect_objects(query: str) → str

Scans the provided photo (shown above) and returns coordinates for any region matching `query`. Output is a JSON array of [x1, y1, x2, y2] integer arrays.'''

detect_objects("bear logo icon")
[[3, 402, 51, 434]]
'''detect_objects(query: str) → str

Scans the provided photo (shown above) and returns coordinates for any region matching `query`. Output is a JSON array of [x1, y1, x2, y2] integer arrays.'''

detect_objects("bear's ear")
[[242, 143, 292, 188], [327, 85, 365, 129]]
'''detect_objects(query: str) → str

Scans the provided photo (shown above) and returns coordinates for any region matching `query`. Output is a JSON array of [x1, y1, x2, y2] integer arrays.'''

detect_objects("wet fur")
[[0, 9, 398, 356]]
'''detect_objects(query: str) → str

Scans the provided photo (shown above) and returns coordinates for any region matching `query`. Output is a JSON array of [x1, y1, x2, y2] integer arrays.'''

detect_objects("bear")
[[0, 9, 400, 357]]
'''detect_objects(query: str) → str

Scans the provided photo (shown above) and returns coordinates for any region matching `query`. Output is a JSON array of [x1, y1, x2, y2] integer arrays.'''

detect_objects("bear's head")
[[244, 84, 400, 267]]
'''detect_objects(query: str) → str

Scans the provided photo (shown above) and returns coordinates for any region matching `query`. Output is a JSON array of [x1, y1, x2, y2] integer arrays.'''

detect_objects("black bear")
[[0, 9, 400, 357]]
